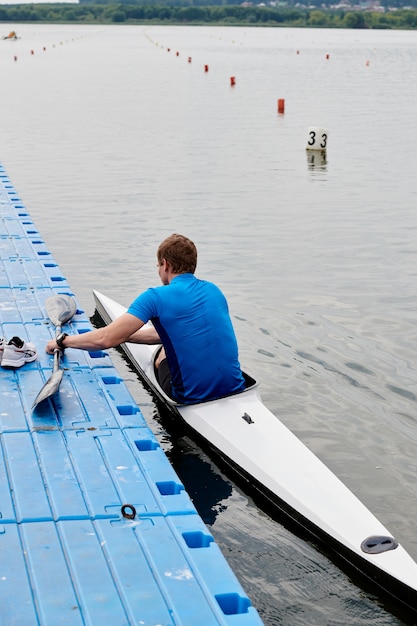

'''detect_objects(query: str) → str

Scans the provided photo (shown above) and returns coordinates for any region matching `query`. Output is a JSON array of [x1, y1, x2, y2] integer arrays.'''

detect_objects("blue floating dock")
[[0, 163, 264, 625]]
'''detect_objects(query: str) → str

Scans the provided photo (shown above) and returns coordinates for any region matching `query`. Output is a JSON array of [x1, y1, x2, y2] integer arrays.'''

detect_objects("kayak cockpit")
[[150, 346, 258, 408]]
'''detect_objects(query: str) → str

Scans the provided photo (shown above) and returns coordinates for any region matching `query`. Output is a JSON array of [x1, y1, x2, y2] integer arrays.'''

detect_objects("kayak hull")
[[93, 290, 417, 617]]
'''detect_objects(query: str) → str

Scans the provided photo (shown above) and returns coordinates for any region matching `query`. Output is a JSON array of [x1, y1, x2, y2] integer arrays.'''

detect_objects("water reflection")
[[306, 149, 327, 172], [161, 428, 234, 526]]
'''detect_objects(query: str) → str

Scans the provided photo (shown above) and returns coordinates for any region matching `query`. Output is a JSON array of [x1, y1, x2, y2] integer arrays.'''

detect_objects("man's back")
[[128, 273, 245, 403]]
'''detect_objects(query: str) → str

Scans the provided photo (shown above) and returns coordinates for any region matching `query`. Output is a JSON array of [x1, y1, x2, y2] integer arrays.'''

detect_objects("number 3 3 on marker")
[[306, 127, 328, 150]]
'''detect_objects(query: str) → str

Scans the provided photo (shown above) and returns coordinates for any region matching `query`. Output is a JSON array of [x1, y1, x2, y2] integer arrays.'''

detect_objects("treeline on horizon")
[[1, 2, 417, 29]]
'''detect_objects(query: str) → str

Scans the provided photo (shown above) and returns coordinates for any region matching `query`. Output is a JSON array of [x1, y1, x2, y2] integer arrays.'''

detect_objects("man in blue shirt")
[[46, 234, 245, 404]]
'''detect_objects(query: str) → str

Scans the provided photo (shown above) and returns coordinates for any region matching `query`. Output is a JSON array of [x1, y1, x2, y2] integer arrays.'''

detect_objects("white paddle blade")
[[45, 295, 77, 327], [32, 368, 64, 409]]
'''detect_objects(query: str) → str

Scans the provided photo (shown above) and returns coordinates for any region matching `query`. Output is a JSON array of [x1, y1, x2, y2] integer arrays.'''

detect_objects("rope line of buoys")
[[5, 33, 86, 63], [148, 36, 335, 158]]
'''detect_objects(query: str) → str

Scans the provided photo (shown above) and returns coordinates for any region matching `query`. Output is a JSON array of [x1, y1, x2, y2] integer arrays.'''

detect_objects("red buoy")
[[188, 57, 192, 63], [230, 76, 236, 86], [204, 65, 209, 72], [277, 98, 285, 114]]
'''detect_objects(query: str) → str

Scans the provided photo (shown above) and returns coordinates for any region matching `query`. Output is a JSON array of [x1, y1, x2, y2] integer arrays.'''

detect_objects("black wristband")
[[56, 332, 68, 349]]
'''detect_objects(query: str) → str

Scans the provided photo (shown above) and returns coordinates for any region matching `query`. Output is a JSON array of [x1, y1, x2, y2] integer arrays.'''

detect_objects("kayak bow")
[[93, 289, 417, 618]]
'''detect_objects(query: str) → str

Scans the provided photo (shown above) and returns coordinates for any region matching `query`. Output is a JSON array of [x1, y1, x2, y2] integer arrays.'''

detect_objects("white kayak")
[[93, 289, 417, 616]]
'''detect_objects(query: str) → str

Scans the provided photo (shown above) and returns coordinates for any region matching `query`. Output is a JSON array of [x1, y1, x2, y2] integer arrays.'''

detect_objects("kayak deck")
[[93, 289, 417, 620]]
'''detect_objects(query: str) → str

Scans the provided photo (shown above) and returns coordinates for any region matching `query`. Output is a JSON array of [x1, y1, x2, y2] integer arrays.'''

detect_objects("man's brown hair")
[[157, 234, 197, 274]]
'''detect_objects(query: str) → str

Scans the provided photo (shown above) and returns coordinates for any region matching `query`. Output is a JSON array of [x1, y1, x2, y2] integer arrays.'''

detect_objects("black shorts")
[[157, 358, 173, 398]]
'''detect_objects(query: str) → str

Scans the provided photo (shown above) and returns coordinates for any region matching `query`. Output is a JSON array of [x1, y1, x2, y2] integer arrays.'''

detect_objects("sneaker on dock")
[[1, 336, 38, 368]]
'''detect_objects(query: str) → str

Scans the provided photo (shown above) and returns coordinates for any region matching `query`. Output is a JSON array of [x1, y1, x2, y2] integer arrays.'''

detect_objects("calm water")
[[1, 23, 417, 624]]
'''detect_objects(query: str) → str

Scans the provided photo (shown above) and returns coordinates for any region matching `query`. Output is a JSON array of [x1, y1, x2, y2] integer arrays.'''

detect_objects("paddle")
[[32, 294, 77, 410]]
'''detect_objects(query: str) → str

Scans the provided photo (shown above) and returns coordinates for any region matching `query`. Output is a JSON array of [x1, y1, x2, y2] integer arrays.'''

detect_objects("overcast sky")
[[0, 1, 77, 4]]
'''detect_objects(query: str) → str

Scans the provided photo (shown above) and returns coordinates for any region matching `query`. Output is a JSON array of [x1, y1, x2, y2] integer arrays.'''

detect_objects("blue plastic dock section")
[[0, 164, 264, 626]]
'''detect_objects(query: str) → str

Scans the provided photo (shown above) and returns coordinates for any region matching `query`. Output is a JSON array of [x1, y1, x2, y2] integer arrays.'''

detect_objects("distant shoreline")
[[1, 4, 417, 30]]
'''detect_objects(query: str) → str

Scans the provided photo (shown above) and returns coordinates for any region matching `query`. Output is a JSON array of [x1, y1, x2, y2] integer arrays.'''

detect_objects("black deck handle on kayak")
[[242, 412, 254, 424], [121, 504, 137, 520]]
